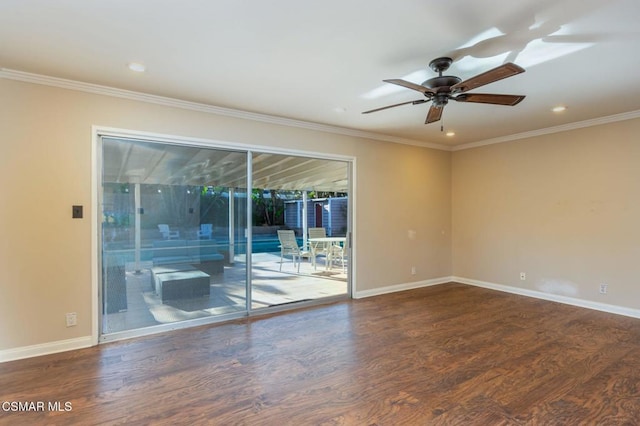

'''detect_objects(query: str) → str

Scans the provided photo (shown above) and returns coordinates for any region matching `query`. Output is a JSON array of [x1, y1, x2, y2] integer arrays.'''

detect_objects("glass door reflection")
[[100, 137, 248, 338]]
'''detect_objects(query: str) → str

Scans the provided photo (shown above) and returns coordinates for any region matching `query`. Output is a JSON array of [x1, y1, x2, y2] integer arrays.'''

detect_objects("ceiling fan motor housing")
[[433, 93, 450, 107], [423, 75, 461, 106], [422, 75, 462, 90]]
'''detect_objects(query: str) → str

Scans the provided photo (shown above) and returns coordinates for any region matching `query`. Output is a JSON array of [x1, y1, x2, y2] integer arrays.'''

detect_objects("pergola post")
[[302, 191, 308, 249]]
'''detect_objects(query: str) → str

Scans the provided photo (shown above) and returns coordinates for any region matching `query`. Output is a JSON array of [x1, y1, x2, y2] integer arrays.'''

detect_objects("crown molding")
[[5, 68, 638, 153], [0, 68, 449, 151], [452, 110, 640, 151]]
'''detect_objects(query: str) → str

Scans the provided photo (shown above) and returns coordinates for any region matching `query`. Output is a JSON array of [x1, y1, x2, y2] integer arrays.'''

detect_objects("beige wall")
[[7, 73, 636, 355], [354, 140, 452, 290], [452, 119, 640, 308], [0, 78, 452, 351]]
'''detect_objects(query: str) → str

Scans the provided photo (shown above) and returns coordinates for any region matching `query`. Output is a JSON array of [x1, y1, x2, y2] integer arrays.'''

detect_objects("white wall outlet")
[[66, 312, 77, 327], [520, 272, 526, 281], [411, 266, 417, 275], [599, 283, 608, 294]]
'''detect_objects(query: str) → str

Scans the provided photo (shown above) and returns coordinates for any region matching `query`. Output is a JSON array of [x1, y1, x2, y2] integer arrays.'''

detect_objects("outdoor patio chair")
[[197, 223, 213, 239], [330, 238, 347, 273], [277, 230, 309, 273], [158, 224, 180, 240], [308, 227, 329, 270]]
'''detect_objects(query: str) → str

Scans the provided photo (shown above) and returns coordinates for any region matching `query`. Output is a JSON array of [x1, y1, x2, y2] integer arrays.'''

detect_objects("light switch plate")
[[72, 205, 83, 219]]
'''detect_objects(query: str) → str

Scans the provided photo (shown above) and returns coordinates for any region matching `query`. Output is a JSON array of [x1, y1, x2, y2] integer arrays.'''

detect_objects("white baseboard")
[[4, 277, 638, 363], [354, 276, 452, 299], [0, 336, 94, 363], [453, 276, 640, 319]]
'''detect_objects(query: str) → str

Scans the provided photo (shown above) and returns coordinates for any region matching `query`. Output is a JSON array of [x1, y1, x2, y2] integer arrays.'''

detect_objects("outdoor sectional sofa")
[[152, 239, 225, 275]]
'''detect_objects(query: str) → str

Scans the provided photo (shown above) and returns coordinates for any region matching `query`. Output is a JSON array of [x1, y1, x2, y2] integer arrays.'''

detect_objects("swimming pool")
[[104, 236, 301, 261]]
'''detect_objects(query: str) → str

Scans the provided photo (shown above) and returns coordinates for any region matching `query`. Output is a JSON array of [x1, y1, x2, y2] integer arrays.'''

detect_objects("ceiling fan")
[[363, 57, 526, 124]]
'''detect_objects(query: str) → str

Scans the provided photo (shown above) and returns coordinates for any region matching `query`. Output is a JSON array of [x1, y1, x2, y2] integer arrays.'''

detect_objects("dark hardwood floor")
[[2, 282, 640, 425]]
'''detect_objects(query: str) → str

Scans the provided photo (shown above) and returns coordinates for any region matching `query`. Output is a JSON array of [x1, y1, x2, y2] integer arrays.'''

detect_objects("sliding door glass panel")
[[100, 137, 247, 336], [250, 152, 350, 310]]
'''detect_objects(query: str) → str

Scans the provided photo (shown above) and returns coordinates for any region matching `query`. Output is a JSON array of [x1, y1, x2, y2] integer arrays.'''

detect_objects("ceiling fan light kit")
[[363, 57, 526, 124]]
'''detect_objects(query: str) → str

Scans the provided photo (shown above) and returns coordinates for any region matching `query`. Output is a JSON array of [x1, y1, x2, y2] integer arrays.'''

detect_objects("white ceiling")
[[1, 0, 639, 148]]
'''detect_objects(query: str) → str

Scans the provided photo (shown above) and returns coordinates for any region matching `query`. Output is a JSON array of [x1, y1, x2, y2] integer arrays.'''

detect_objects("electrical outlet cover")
[[66, 312, 77, 327]]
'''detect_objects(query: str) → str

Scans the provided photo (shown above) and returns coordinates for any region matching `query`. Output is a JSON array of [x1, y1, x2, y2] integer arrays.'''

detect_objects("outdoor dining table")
[[308, 236, 346, 270]]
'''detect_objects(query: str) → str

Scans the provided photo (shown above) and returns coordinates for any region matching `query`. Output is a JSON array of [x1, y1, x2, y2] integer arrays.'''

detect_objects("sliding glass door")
[[99, 135, 351, 341], [250, 152, 350, 310], [100, 137, 248, 338]]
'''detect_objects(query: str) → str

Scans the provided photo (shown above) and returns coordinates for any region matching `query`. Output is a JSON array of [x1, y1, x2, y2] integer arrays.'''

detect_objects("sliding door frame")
[[92, 126, 355, 344]]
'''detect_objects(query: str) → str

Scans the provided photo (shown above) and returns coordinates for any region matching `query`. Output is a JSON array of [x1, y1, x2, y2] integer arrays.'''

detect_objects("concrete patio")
[[103, 251, 348, 334]]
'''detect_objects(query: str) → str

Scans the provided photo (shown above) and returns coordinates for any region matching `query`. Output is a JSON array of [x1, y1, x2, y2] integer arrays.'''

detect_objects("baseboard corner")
[[451, 276, 640, 320], [354, 276, 453, 299]]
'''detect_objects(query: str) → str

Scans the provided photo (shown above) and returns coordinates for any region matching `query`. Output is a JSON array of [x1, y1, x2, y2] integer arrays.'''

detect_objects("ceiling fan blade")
[[362, 99, 427, 114], [454, 93, 525, 106], [451, 62, 525, 94], [383, 79, 436, 95], [425, 105, 443, 124]]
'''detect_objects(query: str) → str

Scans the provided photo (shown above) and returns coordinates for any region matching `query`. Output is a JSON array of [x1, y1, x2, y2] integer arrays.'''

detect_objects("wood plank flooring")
[[1, 282, 640, 425]]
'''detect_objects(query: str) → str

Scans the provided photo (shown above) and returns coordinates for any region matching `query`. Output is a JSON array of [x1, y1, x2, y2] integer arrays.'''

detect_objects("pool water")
[[104, 236, 301, 261]]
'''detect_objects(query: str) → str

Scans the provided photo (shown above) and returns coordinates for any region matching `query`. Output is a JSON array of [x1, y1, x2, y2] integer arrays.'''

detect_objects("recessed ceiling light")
[[333, 106, 347, 113], [552, 105, 567, 113], [128, 62, 146, 73], [446, 131, 455, 137]]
